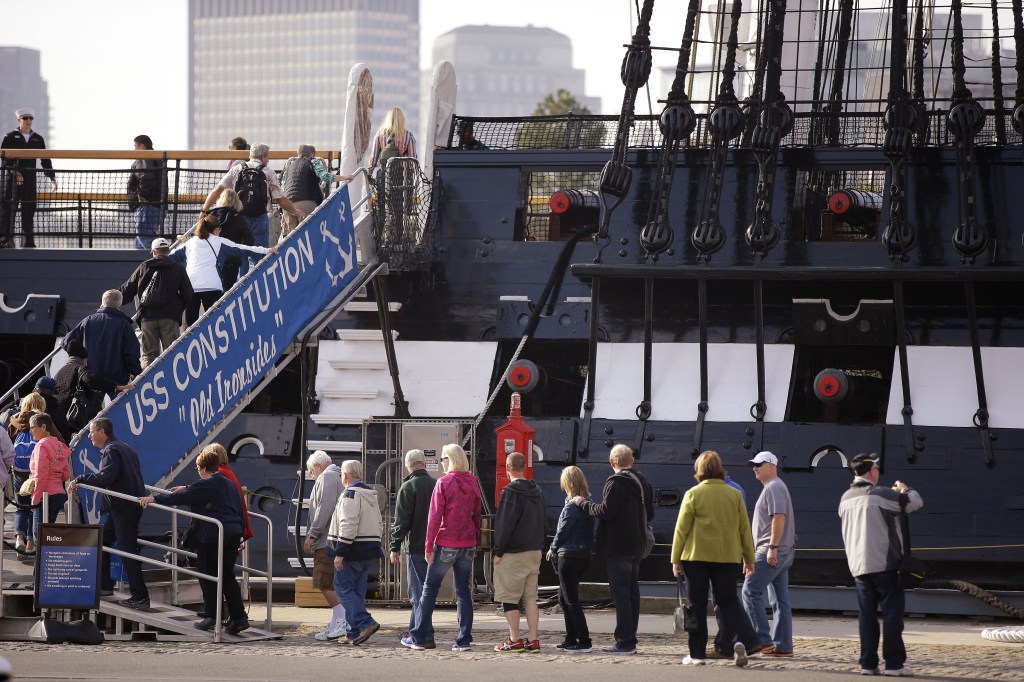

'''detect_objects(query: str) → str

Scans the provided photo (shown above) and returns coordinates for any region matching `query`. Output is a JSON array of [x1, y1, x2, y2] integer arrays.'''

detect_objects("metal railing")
[[71, 482, 272, 642], [143, 483, 274, 630]]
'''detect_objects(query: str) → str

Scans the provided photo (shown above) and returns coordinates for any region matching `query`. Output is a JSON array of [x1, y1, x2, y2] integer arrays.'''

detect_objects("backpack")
[[12, 430, 35, 472], [138, 267, 167, 309], [234, 163, 270, 217], [378, 135, 401, 169]]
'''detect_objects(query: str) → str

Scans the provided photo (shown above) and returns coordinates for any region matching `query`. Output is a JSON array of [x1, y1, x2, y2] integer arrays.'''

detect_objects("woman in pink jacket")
[[28, 413, 72, 539], [406, 443, 481, 651]]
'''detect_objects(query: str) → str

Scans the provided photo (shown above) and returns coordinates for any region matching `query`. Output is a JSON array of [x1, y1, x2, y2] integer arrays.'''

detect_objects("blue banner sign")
[[72, 187, 359, 522], [35, 523, 103, 610]]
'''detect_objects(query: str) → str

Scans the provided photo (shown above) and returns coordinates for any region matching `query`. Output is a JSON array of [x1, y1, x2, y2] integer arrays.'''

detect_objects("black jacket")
[[493, 478, 546, 556], [127, 158, 167, 208], [208, 206, 254, 289], [282, 156, 323, 204], [54, 357, 118, 416], [76, 438, 146, 512], [1, 129, 55, 184], [390, 468, 437, 554], [579, 468, 654, 558], [120, 255, 193, 322]]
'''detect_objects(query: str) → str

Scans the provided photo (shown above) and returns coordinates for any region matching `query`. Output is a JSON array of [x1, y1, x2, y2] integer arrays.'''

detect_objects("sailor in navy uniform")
[[1, 107, 56, 248]]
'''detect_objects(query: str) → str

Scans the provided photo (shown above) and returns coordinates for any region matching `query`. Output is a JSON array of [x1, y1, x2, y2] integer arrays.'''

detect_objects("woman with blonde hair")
[[671, 450, 755, 666], [208, 189, 255, 290], [9, 393, 46, 553], [547, 465, 596, 652], [407, 443, 481, 651], [367, 106, 418, 172], [170, 214, 276, 326]]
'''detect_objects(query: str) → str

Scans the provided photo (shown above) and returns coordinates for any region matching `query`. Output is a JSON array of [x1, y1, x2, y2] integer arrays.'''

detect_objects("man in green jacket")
[[390, 449, 437, 646]]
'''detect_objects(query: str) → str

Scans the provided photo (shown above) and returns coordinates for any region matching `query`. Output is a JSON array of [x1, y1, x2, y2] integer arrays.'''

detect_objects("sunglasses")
[[751, 462, 766, 468], [20, 116, 33, 121]]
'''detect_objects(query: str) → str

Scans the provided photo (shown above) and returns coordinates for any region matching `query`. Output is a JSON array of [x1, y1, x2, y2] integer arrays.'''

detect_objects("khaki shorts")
[[312, 548, 335, 590], [493, 549, 541, 603]]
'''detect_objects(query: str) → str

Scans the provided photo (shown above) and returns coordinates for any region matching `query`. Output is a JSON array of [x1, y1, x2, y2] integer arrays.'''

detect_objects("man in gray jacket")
[[839, 452, 923, 678], [303, 450, 347, 641]]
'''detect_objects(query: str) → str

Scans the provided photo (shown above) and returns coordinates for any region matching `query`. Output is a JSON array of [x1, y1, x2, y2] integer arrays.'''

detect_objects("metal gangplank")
[[2, 484, 280, 643]]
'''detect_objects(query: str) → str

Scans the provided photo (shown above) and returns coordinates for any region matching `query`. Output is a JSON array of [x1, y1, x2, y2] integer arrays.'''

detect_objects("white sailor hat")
[[15, 108, 35, 119]]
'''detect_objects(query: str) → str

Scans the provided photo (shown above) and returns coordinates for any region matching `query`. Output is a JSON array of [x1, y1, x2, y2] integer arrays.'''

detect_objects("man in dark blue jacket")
[[64, 290, 142, 392], [69, 418, 150, 610]]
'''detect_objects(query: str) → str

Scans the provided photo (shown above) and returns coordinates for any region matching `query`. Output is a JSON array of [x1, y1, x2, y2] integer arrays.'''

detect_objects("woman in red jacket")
[[28, 413, 71, 541]]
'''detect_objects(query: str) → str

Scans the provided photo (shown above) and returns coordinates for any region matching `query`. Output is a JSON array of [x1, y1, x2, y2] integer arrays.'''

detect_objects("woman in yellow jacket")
[[671, 450, 755, 667]]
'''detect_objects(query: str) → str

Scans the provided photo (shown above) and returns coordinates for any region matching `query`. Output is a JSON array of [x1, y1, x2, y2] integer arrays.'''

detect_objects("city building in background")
[[422, 24, 600, 128], [188, 0, 419, 154], [0, 47, 51, 141]]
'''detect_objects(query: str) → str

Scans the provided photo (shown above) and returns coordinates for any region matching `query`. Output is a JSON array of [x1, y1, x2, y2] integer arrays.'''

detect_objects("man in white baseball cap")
[[1, 107, 57, 248], [742, 450, 797, 657]]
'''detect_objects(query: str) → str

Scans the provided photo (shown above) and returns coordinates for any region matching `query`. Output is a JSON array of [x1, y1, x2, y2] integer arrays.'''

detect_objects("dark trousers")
[[556, 554, 591, 645], [682, 560, 746, 659], [713, 567, 759, 653], [606, 554, 641, 649], [1, 174, 36, 247], [855, 570, 906, 672], [185, 290, 223, 327], [101, 504, 149, 600], [197, 536, 245, 620]]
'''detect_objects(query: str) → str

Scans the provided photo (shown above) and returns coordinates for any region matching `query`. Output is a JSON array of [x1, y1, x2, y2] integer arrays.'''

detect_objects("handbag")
[[674, 577, 698, 634], [624, 471, 656, 559], [19, 476, 37, 496], [897, 494, 925, 589], [66, 367, 104, 431]]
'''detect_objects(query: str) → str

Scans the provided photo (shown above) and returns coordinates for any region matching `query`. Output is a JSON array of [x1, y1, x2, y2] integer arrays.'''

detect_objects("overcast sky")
[[1, 0, 696, 150]]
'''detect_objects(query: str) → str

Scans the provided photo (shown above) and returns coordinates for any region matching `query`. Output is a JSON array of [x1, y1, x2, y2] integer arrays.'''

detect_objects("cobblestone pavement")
[[9, 622, 1024, 681]]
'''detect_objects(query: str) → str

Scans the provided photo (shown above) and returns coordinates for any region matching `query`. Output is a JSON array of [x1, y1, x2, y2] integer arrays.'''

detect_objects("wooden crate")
[[294, 576, 330, 608]]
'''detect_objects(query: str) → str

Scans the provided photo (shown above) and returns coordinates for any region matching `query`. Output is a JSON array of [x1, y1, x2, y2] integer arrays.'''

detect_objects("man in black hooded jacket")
[[119, 238, 193, 367], [492, 451, 546, 652], [574, 443, 654, 655]]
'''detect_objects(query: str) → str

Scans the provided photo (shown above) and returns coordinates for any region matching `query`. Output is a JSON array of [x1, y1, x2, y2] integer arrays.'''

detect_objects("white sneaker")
[[882, 667, 914, 677], [682, 656, 707, 665], [313, 619, 348, 641], [734, 642, 748, 667], [860, 669, 880, 676]]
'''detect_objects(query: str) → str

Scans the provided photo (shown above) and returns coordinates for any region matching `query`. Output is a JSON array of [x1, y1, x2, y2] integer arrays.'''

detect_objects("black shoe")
[[351, 621, 380, 645], [424, 640, 436, 649], [119, 596, 150, 611], [194, 617, 216, 631], [100, 589, 114, 597], [225, 618, 250, 634], [555, 640, 575, 650], [563, 642, 592, 653]]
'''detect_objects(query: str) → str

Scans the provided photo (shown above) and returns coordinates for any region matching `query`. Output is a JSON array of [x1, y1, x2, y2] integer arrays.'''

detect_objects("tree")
[[515, 89, 605, 149], [532, 89, 593, 116]]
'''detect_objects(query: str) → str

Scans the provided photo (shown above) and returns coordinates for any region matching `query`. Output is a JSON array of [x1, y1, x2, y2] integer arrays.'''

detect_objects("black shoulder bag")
[[897, 493, 925, 589], [674, 576, 698, 634]]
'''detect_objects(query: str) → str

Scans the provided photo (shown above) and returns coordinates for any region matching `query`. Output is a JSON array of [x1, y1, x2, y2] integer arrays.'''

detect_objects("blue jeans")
[[606, 554, 641, 649], [33, 492, 67, 543], [12, 470, 33, 541], [244, 213, 269, 247], [406, 552, 429, 633], [134, 205, 160, 249], [335, 557, 377, 638], [101, 504, 149, 600], [742, 548, 794, 651], [411, 545, 475, 647], [855, 570, 906, 672]]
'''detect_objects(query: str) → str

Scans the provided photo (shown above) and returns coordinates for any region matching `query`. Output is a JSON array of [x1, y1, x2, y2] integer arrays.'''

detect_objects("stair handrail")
[[72, 482, 229, 642], [0, 342, 62, 411], [144, 483, 274, 630]]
